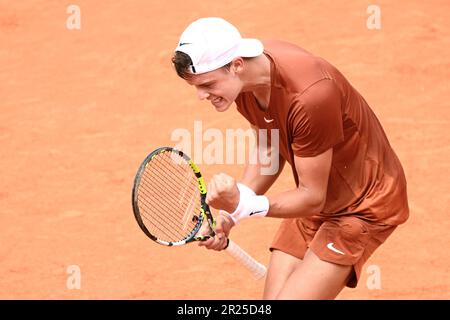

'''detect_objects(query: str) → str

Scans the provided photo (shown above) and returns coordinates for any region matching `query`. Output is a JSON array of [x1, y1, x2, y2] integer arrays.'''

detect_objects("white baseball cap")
[[174, 17, 264, 74]]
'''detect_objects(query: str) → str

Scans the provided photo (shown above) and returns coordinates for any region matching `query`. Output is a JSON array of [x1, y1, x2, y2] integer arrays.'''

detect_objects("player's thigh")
[[275, 248, 352, 300], [263, 249, 303, 300]]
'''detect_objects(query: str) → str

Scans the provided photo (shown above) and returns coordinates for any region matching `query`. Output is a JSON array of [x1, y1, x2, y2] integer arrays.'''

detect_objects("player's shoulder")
[[262, 39, 315, 62], [262, 40, 334, 95]]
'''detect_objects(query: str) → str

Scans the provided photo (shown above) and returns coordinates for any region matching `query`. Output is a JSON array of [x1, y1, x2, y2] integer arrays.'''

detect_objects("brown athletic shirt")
[[235, 40, 409, 225]]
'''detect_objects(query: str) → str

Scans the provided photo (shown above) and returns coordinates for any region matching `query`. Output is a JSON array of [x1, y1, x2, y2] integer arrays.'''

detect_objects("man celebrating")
[[172, 17, 409, 299]]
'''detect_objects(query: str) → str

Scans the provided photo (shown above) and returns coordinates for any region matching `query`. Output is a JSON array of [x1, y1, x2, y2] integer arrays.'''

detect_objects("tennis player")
[[172, 17, 409, 299]]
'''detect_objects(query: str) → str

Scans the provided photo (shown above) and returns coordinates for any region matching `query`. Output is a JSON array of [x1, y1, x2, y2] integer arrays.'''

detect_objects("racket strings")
[[136, 151, 203, 242], [137, 182, 192, 240], [139, 173, 198, 241], [150, 158, 199, 205], [150, 155, 201, 238], [147, 156, 201, 216], [139, 170, 199, 239], [138, 175, 199, 238]]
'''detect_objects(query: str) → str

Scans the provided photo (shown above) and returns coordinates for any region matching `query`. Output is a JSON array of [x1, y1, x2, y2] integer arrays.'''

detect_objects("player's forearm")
[[240, 126, 285, 194], [266, 187, 325, 218], [240, 160, 284, 195], [228, 183, 324, 224]]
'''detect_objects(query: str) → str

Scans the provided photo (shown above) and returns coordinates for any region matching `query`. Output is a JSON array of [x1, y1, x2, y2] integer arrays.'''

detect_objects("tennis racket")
[[132, 146, 267, 280]]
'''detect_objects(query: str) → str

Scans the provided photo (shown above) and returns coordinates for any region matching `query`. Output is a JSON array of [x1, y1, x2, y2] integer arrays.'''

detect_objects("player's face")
[[185, 65, 243, 112]]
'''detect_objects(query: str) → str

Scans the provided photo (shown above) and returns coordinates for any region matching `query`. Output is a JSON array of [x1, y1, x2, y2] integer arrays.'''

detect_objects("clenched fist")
[[205, 173, 240, 213]]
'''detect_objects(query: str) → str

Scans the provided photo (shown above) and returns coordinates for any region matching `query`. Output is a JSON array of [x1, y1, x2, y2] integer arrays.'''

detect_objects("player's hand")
[[198, 211, 235, 251], [206, 173, 240, 213]]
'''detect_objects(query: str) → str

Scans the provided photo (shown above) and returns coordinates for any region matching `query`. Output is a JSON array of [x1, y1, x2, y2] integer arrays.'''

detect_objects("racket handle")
[[225, 239, 267, 280]]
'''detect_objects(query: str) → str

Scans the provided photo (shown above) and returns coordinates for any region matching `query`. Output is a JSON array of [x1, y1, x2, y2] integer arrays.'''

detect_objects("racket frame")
[[132, 146, 216, 246]]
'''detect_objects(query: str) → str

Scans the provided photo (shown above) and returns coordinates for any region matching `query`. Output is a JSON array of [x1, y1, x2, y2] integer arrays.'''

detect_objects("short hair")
[[171, 51, 235, 80], [171, 51, 194, 80]]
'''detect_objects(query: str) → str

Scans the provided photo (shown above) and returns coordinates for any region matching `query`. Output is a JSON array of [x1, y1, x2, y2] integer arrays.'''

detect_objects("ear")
[[230, 57, 244, 74]]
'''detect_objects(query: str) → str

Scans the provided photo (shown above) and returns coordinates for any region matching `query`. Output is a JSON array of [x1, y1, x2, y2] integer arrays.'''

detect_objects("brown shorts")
[[269, 215, 396, 288]]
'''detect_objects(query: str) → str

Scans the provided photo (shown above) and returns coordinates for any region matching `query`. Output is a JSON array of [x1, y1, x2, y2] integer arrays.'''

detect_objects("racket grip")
[[225, 240, 267, 280]]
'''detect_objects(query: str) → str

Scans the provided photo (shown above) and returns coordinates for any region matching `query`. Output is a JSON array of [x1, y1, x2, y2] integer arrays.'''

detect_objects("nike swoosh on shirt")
[[327, 242, 345, 255], [179, 42, 192, 46], [264, 117, 274, 123]]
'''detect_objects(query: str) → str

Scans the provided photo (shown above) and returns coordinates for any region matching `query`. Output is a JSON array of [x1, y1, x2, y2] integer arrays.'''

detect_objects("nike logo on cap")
[[264, 117, 274, 123], [179, 42, 192, 46], [327, 242, 345, 255]]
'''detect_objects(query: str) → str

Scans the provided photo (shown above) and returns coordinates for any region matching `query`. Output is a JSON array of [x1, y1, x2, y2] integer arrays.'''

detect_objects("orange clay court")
[[0, 1, 449, 299]]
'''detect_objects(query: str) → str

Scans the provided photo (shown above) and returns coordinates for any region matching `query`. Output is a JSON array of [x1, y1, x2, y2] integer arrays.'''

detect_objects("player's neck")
[[241, 54, 271, 93]]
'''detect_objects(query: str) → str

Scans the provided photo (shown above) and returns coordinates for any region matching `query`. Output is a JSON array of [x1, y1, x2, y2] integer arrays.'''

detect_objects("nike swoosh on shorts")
[[327, 242, 345, 255]]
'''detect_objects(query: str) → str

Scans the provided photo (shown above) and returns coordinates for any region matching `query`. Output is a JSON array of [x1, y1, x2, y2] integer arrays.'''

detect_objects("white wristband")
[[236, 183, 256, 197], [229, 183, 269, 224]]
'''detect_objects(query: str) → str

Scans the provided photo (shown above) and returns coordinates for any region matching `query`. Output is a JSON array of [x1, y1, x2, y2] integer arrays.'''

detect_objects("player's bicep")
[[294, 148, 333, 209]]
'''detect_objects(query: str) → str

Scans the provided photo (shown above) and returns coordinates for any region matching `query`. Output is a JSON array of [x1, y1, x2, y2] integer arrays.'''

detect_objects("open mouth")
[[211, 97, 222, 104]]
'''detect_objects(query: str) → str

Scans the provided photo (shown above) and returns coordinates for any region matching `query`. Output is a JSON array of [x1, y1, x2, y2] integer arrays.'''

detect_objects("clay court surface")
[[1, 1, 449, 299]]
